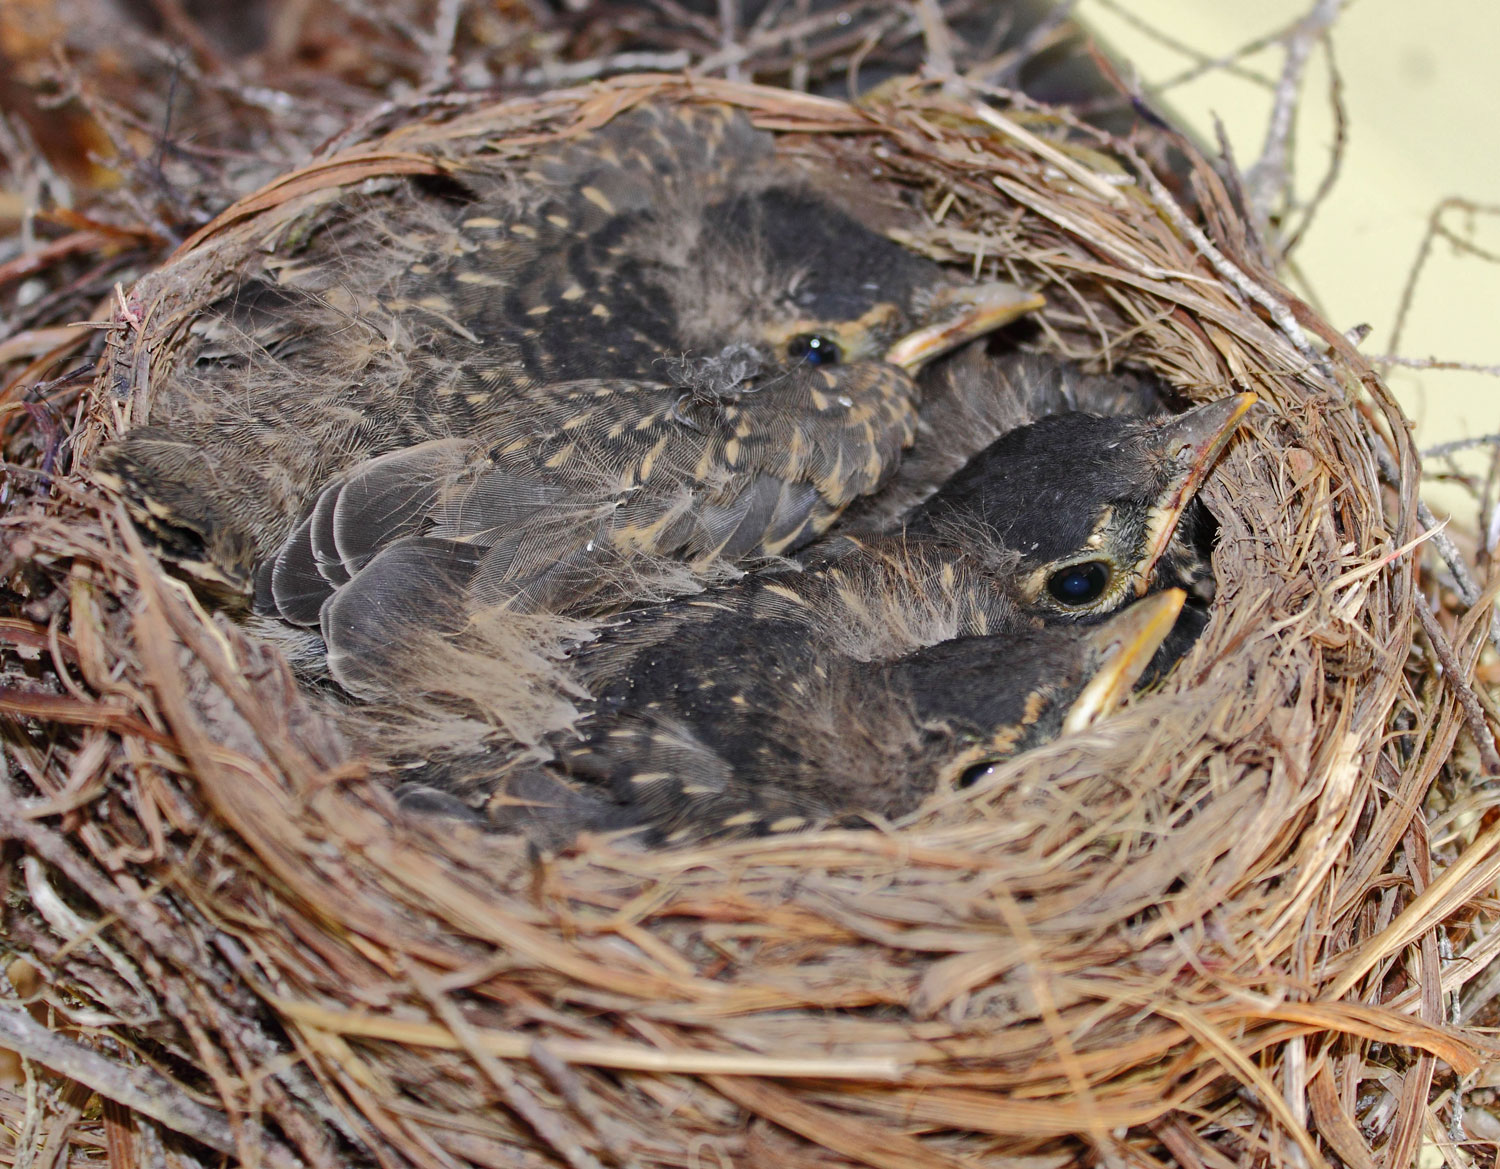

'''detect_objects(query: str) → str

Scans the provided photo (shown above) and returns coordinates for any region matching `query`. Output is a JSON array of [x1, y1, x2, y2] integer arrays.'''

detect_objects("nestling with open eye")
[[898, 391, 1256, 621], [93, 102, 1039, 698], [398, 536, 1186, 846], [387, 392, 1252, 845]]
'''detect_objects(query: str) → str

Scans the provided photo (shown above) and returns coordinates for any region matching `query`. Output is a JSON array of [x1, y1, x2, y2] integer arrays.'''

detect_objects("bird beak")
[[1062, 588, 1186, 734], [1136, 392, 1258, 595], [884, 282, 1045, 373]]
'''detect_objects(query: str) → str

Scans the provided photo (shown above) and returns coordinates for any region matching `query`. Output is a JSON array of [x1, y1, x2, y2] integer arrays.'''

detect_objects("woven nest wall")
[[5, 74, 1498, 1169]]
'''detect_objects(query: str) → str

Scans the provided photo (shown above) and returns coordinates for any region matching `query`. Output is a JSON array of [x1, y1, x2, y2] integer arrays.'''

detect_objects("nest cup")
[[5, 74, 1483, 1168]]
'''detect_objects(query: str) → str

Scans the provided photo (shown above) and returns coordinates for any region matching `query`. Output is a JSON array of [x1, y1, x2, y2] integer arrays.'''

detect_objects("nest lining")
[[1, 72, 1493, 1169]]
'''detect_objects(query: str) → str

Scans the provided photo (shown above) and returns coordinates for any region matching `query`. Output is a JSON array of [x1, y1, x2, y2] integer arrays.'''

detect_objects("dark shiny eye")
[[786, 334, 842, 366], [1046, 560, 1112, 607], [957, 762, 995, 789]]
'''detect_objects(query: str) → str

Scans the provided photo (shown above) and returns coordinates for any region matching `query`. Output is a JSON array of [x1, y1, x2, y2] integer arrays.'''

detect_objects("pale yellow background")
[[1079, 0, 1500, 525]]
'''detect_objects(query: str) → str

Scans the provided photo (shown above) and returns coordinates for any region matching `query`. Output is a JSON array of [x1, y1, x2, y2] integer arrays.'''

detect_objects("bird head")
[[660, 186, 1043, 395], [896, 587, 1186, 790], [434, 103, 1040, 420], [908, 393, 1256, 620], [484, 167, 1040, 399]]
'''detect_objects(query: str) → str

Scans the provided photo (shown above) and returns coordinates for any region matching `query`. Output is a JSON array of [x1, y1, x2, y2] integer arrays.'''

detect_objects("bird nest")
[[4, 74, 1497, 1168]]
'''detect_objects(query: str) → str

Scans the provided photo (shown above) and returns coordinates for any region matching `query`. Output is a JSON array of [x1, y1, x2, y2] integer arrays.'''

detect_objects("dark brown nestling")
[[93, 103, 1038, 688], [430, 540, 1184, 847], [387, 402, 1249, 835]]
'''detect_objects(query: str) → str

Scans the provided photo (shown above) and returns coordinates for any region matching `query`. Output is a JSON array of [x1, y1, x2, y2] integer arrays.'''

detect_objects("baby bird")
[[419, 541, 1185, 845], [394, 391, 1252, 845], [94, 103, 1038, 638]]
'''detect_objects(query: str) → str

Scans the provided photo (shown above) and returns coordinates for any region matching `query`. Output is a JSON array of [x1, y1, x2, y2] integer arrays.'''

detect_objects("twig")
[[1244, 0, 1346, 229], [1427, 498, 1500, 656], [520, 51, 694, 88], [1379, 446, 1500, 651], [0, 1006, 304, 1168], [646, 0, 721, 40], [1431, 223, 1500, 265], [144, 0, 228, 75], [1385, 198, 1500, 363], [1485, 450, 1500, 561], [421, 0, 463, 91], [1416, 602, 1500, 777], [1367, 354, 1500, 379], [784, 0, 812, 92], [718, 0, 742, 81], [693, 0, 898, 76], [14, 1049, 42, 1169], [1277, 30, 1346, 260], [1151, 23, 1285, 94], [916, 0, 956, 84], [1422, 434, 1500, 460], [1087, 0, 1276, 90]]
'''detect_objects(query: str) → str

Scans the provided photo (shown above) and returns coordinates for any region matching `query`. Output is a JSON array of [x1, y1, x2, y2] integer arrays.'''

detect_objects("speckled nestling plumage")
[[392, 395, 1252, 846], [409, 535, 1185, 846], [94, 103, 1039, 700]]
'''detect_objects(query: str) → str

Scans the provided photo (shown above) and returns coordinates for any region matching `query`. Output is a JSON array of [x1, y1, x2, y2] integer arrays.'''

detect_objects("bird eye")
[[786, 334, 842, 366], [957, 762, 994, 789], [1046, 560, 1112, 607]]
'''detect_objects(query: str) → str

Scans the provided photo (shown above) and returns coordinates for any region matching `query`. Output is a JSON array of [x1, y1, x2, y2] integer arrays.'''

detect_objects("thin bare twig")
[[1277, 29, 1346, 260], [718, 0, 742, 81], [1385, 198, 1500, 363], [1087, 0, 1276, 90], [1368, 354, 1500, 379], [916, 0, 957, 83], [1423, 435, 1500, 460], [0, 1006, 304, 1168], [421, 0, 463, 91], [693, 1, 896, 77], [1245, 0, 1346, 228], [520, 51, 694, 88], [1380, 445, 1500, 651], [1416, 602, 1500, 777], [13, 1050, 42, 1169]]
